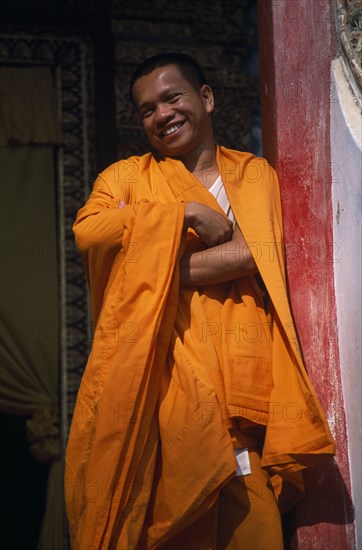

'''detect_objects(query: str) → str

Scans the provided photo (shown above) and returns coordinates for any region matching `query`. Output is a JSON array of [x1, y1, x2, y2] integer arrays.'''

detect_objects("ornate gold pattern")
[[336, 0, 362, 90]]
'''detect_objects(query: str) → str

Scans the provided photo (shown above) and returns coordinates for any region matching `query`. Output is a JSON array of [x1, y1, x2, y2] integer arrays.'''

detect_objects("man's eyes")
[[142, 108, 153, 118], [140, 94, 181, 118], [140, 104, 155, 118], [167, 93, 180, 102]]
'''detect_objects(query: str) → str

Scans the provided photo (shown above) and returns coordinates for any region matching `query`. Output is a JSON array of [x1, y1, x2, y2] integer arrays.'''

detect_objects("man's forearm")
[[180, 226, 257, 286]]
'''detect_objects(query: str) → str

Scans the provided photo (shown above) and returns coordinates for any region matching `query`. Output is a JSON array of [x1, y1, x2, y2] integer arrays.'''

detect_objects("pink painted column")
[[258, 1, 355, 548]]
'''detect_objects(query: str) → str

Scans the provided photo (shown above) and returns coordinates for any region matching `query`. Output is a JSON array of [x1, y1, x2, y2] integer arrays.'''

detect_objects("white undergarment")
[[208, 175, 236, 225]]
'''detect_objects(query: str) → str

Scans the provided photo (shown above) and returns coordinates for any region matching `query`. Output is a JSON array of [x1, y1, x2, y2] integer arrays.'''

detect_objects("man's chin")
[[154, 141, 191, 160]]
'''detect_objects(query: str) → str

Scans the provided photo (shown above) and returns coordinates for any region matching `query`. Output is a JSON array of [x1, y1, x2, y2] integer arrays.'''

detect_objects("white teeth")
[[164, 123, 182, 136]]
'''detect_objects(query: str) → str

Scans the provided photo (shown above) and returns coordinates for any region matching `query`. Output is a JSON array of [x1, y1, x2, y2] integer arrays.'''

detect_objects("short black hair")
[[129, 52, 208, 104]]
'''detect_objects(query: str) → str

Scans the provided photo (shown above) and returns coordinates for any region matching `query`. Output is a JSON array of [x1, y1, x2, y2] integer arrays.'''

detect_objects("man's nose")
[[154, 103, 173, 126]]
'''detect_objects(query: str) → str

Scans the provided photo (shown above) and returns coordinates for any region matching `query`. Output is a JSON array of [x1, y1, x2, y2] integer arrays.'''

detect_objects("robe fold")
[[65, 146, 335, 549]]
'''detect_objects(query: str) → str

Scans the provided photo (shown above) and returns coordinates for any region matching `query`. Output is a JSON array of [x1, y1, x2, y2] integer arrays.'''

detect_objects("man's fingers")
[[184, 202, 233, 245]]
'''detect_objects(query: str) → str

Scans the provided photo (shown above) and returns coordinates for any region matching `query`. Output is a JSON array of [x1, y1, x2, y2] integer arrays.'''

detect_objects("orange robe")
[[65, 146, 335, 549]]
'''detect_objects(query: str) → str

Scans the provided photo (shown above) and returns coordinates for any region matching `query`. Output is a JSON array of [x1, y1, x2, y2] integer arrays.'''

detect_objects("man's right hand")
[[184, 202, 233, 247]]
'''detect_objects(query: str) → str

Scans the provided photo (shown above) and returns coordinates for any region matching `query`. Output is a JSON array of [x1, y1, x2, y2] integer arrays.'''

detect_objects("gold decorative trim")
[[336, 0, 362, 91]]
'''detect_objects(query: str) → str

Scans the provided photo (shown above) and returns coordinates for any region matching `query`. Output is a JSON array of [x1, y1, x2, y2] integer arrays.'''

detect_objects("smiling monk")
[[65, 53, 335, 549]]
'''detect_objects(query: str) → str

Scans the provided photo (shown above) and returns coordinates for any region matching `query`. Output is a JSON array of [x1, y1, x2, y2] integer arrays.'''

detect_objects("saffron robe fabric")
[[65, 146, 335, 549]]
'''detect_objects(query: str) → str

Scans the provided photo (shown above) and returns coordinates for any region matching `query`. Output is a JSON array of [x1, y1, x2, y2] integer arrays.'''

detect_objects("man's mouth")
[[161, 121, 184, 137]]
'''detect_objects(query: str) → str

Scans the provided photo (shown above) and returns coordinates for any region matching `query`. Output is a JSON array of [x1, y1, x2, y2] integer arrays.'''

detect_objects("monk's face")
[[132, 64, 214, 160]]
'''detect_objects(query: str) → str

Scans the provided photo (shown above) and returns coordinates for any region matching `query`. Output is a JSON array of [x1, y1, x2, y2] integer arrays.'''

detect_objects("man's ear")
[[200, 84, 214, 113]]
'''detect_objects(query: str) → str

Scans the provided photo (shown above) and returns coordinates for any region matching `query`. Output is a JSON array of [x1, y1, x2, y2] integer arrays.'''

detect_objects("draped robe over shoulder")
[[65, 146, 335, 549]]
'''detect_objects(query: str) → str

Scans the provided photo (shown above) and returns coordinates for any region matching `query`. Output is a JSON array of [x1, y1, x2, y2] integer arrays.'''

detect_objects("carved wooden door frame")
[[0, 30, 94, 463]]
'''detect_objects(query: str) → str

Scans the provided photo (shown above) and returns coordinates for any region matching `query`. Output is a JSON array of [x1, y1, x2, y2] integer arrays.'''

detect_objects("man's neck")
[[178, 143, 220, 189]]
